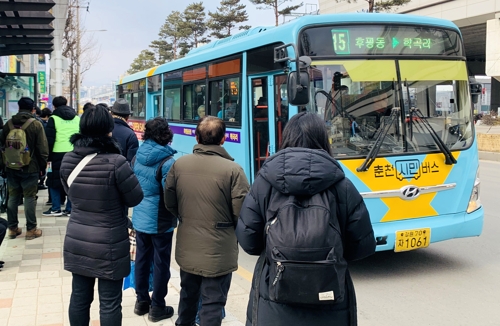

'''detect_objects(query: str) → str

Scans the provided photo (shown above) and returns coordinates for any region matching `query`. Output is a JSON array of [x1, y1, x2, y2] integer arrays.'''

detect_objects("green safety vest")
[[52, 115, 80, 153]]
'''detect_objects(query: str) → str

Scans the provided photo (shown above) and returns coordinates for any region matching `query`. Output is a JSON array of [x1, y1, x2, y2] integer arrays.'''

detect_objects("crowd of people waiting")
[[0, 95, 375, 326]]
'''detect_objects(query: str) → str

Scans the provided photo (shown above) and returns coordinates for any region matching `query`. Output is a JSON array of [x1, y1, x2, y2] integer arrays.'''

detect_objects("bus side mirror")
[[470, 82, 482, 104], [333, 72, 342, 91], [287, 71, 310, 106]]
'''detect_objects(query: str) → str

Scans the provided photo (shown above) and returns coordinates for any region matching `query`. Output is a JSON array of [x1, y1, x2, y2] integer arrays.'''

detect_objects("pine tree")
[[182, 2, 209, 50], [128, 50, 156, 74], [149, 40, 174, 65], [158, 11, 190, 59], [208, 0, 251, 39], [249, 0, 302, 26]]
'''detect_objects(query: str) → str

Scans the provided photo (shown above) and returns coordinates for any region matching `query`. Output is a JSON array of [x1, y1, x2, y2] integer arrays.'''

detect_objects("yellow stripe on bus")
[[399, 60, 468, 81], [147, 67, 158, 77], [311, 60, 397, 82], [311, 60, 467, 82]]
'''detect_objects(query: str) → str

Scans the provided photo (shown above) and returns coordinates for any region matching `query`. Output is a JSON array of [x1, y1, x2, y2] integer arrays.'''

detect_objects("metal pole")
[[76, 2, 80, 112]]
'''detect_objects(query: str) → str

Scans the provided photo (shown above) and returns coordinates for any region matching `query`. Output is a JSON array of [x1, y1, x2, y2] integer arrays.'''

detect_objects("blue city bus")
[[117, 13, 483, 252]]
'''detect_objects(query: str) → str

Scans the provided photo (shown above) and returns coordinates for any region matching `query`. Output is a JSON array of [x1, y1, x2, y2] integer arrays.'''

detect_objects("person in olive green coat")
[[165, 116, 249, 326]]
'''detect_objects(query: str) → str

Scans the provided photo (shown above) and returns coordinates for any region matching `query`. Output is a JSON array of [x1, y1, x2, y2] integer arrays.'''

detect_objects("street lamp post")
[[73, 2, 106, 112], [76, 6, 80, 112]]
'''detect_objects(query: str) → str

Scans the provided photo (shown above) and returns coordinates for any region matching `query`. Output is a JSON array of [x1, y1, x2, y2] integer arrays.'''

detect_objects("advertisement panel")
[[9, 56, 16, 73], [38, 71, 46, 93]]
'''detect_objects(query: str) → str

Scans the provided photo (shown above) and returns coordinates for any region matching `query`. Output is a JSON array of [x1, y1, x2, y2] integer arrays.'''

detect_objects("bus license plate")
[[394, 228, 431, 252]]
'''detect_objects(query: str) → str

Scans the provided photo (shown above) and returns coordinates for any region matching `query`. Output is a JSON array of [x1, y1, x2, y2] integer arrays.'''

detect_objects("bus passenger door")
[[250, 76, 276, 179], [149, 93, 162, 118], [274, 75, 289, 154]]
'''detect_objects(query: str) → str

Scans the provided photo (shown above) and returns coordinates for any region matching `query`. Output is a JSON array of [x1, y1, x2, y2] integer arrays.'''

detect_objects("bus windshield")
[[309, 60, 473, 158]]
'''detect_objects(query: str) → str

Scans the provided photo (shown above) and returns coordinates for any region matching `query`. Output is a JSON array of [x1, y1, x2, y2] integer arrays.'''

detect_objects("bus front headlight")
[[467, 169, 481, 213]]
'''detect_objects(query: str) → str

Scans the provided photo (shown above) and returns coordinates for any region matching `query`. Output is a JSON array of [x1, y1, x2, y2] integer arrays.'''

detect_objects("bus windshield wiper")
[[410, 108, 457, 165], [315, 89, 344, 120], [357, 107, 400, 172]]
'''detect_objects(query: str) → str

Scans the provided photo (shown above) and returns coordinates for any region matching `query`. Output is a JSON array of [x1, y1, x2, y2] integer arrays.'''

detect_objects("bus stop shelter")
[[0, 0, 55, 116]]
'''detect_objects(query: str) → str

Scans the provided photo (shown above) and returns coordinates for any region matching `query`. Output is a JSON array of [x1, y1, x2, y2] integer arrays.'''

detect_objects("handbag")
[[123, 259, 155, 292], [123, 226, 154, 291], [129, 227, 136, 262]]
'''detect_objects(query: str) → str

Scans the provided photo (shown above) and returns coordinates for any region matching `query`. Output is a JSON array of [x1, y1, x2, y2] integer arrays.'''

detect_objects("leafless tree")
[[62, 0, 100, 107]]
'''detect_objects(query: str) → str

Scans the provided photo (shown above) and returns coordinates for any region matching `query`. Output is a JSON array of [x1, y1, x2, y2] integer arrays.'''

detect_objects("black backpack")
[[259, 189, 347, 306]]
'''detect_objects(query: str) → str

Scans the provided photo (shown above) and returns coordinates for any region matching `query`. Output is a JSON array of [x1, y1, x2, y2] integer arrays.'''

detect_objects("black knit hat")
[[110, 99, 131, 115], [18, 97, 34, 111]]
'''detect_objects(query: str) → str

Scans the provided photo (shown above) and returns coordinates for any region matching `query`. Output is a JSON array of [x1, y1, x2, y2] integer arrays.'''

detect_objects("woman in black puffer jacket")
[[236, 112, 376, 326], [60, 106, 144, 326]]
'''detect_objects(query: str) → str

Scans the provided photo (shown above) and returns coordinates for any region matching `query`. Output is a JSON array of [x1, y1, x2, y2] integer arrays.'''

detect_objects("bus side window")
[[183, 83, 205, 120], [209, 77, 241, 124], [164, 85, 181, 120]]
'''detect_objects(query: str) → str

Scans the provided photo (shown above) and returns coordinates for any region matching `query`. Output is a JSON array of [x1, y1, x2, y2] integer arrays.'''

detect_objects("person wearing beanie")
[[43, 96, 79, 217], [60, 105, 144, 326], [1, 97, 49, 240], [110, 99, 139, 163]]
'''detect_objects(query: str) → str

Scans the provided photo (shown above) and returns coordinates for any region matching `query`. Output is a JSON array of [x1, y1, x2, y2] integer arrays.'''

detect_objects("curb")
[[479, 151, 500, 162]]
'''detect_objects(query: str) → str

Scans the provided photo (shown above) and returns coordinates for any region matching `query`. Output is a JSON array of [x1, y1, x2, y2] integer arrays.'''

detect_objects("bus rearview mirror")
[[287, 71, 310, 106]]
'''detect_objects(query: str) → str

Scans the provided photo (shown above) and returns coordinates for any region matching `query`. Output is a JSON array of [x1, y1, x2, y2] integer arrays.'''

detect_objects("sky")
[[80, 0, 317, 87]]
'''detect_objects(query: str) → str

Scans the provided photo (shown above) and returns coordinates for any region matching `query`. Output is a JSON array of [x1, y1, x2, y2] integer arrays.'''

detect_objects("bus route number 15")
[[331, 30, 351, 55]]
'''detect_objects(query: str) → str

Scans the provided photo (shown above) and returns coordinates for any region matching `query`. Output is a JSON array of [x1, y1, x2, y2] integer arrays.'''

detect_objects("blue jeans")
[[49, 187, 71, 211], [69, 273, 123, 326], [135, 230, 173, 307]]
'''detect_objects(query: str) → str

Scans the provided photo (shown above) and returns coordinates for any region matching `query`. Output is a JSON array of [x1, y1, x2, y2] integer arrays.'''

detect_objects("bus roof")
[[119, 13, 460, 85]]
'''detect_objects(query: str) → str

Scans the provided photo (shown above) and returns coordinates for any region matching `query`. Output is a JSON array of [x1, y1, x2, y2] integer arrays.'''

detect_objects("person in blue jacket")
[[131, 117, 177, 323]]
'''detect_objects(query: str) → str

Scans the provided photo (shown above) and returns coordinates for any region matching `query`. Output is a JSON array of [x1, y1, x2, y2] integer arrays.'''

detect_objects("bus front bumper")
[[372, 207, 484, 252]]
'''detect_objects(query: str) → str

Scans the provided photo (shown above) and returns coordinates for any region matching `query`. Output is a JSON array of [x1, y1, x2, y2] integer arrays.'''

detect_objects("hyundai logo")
[[400, 185, 421, 200]]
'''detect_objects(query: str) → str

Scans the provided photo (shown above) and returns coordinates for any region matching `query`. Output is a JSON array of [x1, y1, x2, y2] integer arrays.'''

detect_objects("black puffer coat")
[[112, 117, 138, 163], [236, 148, 375, 326], [60, 134, 143, 280]]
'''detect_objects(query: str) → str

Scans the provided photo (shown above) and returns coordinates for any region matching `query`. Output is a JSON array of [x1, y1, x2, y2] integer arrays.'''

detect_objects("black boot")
[[148, 305, 174, 323], [134, 300, 149, 316]]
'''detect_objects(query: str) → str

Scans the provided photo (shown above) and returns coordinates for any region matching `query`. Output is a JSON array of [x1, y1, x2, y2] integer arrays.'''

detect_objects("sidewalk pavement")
[[476, 124, 500, 134], [0, 189, 247, 326], [477, 124, 500, 161]]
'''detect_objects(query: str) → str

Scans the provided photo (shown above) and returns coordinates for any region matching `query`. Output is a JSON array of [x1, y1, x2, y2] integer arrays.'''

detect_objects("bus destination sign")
[[300, 25, 462, 57], [330, 27, 453, 55]]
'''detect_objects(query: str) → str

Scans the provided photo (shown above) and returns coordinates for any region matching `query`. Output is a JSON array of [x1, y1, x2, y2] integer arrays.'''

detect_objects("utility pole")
[[75, 2, 81, 113]]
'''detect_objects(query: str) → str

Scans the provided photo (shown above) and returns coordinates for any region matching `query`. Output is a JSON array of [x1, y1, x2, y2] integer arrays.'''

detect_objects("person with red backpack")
[[1, 97, 48, 240]]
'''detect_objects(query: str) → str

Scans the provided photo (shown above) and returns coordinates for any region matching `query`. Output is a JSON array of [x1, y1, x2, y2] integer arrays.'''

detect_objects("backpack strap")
[[7, 118, 36, 131], [68, 153, 97, 187], [21, 118, 36, 130], [155, 155, 173, 185]]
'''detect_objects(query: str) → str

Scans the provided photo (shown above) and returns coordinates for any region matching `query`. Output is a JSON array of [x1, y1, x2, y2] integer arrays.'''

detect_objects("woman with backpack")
[[131, 117, 177, 323], [236, 111, 376, 326]]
